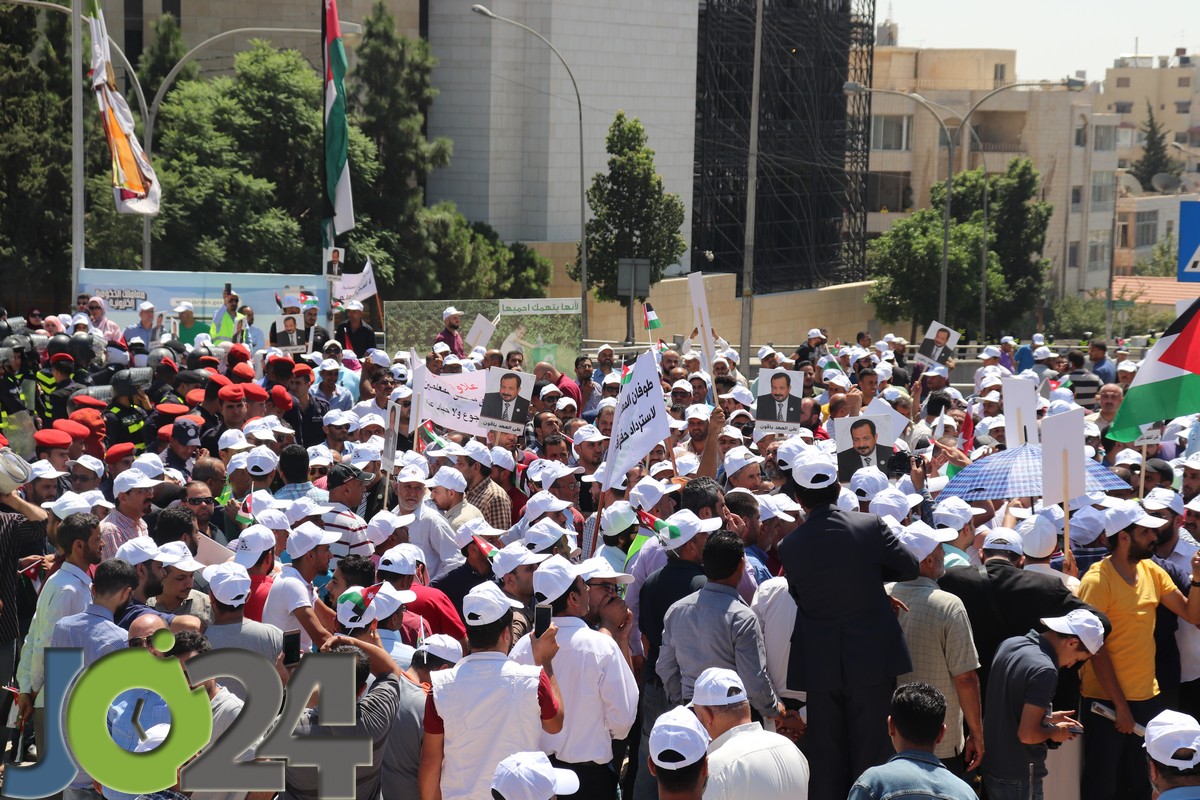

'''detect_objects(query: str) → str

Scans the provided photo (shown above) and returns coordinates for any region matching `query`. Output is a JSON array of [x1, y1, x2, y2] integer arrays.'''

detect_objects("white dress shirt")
[[17, 562, 92, 707], [750, 577, 805, 703], [510, 616, 638, 764], [1023, 563, 1081, 594], [704, 721, 810, 800]]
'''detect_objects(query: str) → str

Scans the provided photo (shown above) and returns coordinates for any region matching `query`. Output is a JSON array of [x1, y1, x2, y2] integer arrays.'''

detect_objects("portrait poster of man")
[[835, 414, 895, 483], [325, 247, 344, 278], [479, 367, 534, 435], [915, 321, 960, 367], [275, 314, 306, 356], [754, 368, 805, 435]]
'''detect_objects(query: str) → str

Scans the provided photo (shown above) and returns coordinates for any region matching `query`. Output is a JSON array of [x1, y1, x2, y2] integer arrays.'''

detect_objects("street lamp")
[[471, 4, 589, 340], [846, 77, 1084, 326]]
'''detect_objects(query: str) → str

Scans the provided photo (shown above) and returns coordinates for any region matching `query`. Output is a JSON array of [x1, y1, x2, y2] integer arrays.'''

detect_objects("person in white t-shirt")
[[261, 522, 338, 653]]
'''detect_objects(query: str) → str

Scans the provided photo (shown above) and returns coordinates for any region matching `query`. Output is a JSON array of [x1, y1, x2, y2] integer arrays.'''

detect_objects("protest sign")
[[866, 397, 912, 446], [332, 258, 378, 306], [687, 273, 717, 371], [754, 368, 806, 436], [465, 314, 497, 350], [418, 370, 485, 437], [1002, 375, 1039, 447], [479, 367, 535, 436], [1041, 407, 1086, 506], [601, 350, 671, 491], [834, 414, 894, 482], [915, 321, 960, 368]]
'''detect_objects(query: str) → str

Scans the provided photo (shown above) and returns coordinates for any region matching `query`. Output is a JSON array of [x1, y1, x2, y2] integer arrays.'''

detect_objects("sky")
[[889, 0, 1197, 83]]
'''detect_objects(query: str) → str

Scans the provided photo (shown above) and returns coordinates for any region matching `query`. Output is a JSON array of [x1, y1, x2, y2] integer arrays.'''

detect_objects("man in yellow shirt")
[[1078, 500, 1200, 800]]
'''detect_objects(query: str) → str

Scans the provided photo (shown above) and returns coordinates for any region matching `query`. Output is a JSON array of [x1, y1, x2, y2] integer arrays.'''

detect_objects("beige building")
[[1102, 51, 1200, 169], [1113, 191, 1200, 275], [866, 27, 1119, 298]]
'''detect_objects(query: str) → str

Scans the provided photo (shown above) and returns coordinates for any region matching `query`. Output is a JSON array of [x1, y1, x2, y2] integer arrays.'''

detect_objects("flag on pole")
[[85, 0, 160, 215], [643, 303, 663, 330], [416, 420, 450, 454], [635, 509, 681, 542], [322, 0, 354, 244], [1108, 298, 1200, 442]]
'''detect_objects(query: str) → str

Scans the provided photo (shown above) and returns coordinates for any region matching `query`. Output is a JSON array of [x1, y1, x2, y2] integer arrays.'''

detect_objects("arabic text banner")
[[419, 370, 485, 437], [601, 349, 671, 491]]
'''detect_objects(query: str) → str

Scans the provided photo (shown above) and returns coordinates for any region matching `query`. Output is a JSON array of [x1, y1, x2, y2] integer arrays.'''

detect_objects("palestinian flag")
[[416, 420, 450, 454], [620, 364, 633, 384], [635, 509, 681, 541], [322, 0, 354, 244], [1109, 298, 1200, 442], [643, 303, 663, 330]]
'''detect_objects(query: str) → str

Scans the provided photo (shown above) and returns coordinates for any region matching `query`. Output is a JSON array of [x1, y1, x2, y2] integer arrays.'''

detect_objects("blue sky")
[[889, 0, 1195, 84]]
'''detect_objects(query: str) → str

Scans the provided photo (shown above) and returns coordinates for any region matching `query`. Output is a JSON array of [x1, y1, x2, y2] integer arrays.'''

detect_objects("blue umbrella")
[[937, 443, 1131, 502]]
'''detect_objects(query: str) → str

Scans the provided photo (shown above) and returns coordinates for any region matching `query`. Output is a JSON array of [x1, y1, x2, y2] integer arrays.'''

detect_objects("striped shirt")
[[322, 504, 371, 559], [99, 508, 147, 562], [465, 477, 511, 531]]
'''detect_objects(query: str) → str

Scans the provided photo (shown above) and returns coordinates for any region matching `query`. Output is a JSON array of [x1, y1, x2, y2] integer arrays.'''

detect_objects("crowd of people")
[[0, 298, 1198, 800]]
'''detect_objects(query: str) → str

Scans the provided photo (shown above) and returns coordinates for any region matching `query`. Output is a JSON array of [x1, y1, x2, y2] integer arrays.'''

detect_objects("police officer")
[[145, 348, 184, 406], [104, 370, 150, 454], [0, 344, 32, 457], [36, 333, 71, 425], [47, 353, 82, 422]]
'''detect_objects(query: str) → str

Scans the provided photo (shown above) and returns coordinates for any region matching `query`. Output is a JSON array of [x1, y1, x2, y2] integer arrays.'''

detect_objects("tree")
[[471, 222, 552, 298], [567, 111, 686, 304], [1130, 102, 1182, 190], [136, 14, 195, 111], [928, 158, 1052, 333], [1133, 232, 1178, 277]]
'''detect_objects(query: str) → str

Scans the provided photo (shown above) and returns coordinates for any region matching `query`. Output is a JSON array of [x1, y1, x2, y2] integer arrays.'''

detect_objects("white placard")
[[866, 397, 912, 446], [1134, 422, 1164, 447], [465, 314, 497, 350], [1002, 376, 1039, 447], [834, 413, 895, 483], [332, 257, 378, 305], [687, 272, 717, 371], [601, 350, 671, 491], [914, 320, 960, 368], [478, 367, 535, 436], [418, 369, 485, 437], [754, 368, 806, 436], [1041, 407, 1086, 506], [195, 532, 233, 566]]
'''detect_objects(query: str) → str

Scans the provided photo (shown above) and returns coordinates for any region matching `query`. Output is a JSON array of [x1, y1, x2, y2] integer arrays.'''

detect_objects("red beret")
[[242, 383, 269, 402], [70, 408, 106, 435], [157, 424, 172, 441], [52, 419, 89, 439], [218, 385, 244, 402], [49, 353, 74, 365], [0, 432, 7, 448], [269, 384, 294, 412], [228, 344, 251, 363], [185, 388, 206, 406], [155, 403, 189, 416], [70, 395, 107, 411], [34, 429, 72, 449], [230, 363, 255, 382], [105, 442, 136, 463], [159, 357, 179, 373], [292, 363, 314, 378], [208, 373, 231, 388], [179, 414, 205, 426], [199, 357, 220, 369]]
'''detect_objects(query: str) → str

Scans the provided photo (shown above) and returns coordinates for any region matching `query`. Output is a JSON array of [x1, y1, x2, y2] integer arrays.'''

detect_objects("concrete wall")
[[528, 242, 877, 351]]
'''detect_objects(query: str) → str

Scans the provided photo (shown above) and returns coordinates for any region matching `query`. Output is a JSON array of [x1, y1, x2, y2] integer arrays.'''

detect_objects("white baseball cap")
[[659, 509, 721, 551], [756, 494, 796, 524], [649, 706, 711, 769], [1041, 609, 1106, 654], [492, 542, 550, 578], [80, 489, 114, 510], [1144, 487, 1186, 517], [426, 466, 467, 493], [897, 519, 957, 561], [532, 554, 588, 605], [850, 466, 889, 499], [463, 580, 523, 626], [245, 445, 279, 477], [229, 524, 276, 568], [41, 491, 92, 520], [217, 429, 254, 452], [789, 448, 838, 489], [1145, 710, 1200, 769], [722, 446, 763, 479], [1105, 500, 1168, 536], [113, 468, 161, 495], [416, 633, 463, 665], [378, 543, 420, 577], [491, 751, 580, 800], [66, 455, 104, 478], [629, 476, 679, 511], [524, 518, 571, 554], [684, 404, 712, 422], [717, 386, 755, 407], [578, 556, 633, 585], [932, 496, 987, 530], [539, 383, 563, 400], [115, 537, 163, 566], [600, 501, 638, 536], [523, 490, 571, 521], [365, 510, 414, 547], [287, 521, 340, 558], [172, 302, 193, 313], [203, 562, 252, 606], [442, 306, 462, 321], [157, 541, 204, 572], [490, 446, 516, 473], [28, 460, 67, 482], [1017, 515, 1058, 559], [689, 667, 748, 708], [982, 529, 1024, 555], [282, 496, 333, 526], [242, 419, 276, 442]]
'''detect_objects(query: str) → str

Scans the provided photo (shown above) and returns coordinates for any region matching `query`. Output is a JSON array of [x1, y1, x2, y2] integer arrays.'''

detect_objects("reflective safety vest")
[[211, 310, 244, 345], [107, 403, 147, 453], [34, 369, 55, 421]]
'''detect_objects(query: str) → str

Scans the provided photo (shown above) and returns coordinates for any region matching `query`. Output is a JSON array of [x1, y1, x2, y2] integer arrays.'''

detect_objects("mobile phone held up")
[[534, 604, 552, 638], [283, 630, 302, 666]]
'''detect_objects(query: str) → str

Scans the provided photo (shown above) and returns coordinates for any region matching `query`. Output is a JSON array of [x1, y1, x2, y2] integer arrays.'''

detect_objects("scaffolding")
[[692, 0, 874, 292]]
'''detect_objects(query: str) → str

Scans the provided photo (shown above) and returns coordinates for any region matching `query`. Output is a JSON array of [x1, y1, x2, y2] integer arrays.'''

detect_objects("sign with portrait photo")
[[478, 367, 535, 436], [754, 368, 806, 436], [834, 414, 895, 483], [915, 321, 960, 368], [274, 314, 306, 357], [325, 247, 344, 278]]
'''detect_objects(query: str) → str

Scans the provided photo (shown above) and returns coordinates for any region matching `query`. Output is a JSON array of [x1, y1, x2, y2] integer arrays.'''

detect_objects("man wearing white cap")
[[646, 706, 711, 800], [262, 522, 339, 653], [1078, 502, 1200, 800], [432, 519, 497, 616], [456, 439, 511, 531], [420, 581, 564, 800], [313, 358, 354, 412], [99, 468, 160, 560], [491, 750, 580, 800], [334, 298, 375, 358], [150, 540, 210, 624], [691, 667, 810, 800], [383, 634, 461, 799], [983, 609, 1106, 800], [1144, 709, 1200, 798], [394, 465, 463, 581], [426, 464, 483, 535], [434, 306, 466, 360], [202, 561, 283, 701], [890, 521, 984, 776], [494, 542, 550, 641], [378, 542, 467, 641], [932, 496, 987, 569], [111, 537, 202, 633], [511, 555, 638, 799]]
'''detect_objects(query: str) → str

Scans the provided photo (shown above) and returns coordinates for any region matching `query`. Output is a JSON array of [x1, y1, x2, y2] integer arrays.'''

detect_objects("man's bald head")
[[534, 362, 558, 382], [129, 613, 167, 643], [828, 393, 849, 418]]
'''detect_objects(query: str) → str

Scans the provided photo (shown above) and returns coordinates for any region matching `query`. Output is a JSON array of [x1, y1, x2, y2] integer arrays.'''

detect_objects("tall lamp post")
[[846, 77, 1085, 326], [471, 4, 588, 340]]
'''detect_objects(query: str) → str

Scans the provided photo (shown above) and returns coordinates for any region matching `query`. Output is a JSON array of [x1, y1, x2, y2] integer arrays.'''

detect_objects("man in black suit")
[[754, 372, 802, 423], [480, 372, 530, 425], [777, 450, 919, 800], [917, 327, 955, 365], [836, 417, 893, 482]]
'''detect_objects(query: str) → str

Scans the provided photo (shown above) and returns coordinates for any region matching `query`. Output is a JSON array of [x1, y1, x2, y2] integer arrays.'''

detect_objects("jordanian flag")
[[416, 420, 450, 454], [338, 583, 383, 626], [643, 303, 663, 330], [322, 0, 354, 244], [1109, 298, 1200, 442], [635, 509, 680, 541]]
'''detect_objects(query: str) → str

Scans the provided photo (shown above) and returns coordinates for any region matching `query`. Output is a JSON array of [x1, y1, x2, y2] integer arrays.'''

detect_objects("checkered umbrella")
[[937, 444, 1131, 502]]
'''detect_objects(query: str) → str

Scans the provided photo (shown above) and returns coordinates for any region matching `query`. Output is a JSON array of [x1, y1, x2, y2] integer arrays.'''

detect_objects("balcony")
[[969, 139, 1026, 154]]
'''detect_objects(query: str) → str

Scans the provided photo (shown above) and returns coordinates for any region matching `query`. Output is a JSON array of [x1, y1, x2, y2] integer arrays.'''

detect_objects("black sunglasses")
[[186, 497, 215, 506]]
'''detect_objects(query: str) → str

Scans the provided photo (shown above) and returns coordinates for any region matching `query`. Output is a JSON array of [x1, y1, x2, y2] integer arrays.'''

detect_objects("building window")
[[994, 63, 1007, 83], [1115, 101, 1134, 114], [1075, 125, 1088, 148], [866, 172, 913, 212], [1088, 230, 1112, 272], [1071, 185, 1083, 212], [870, 115, 912, 151], [1094, 126, 1117, 151], [1177, 101, 1192, 115], [1181, 76, 1193, 88], [1116, 77, 1131, 87], [1091, 171, 1114, 209], [1068, 242, 1080, 268], [1117, 127, 1134, 148], [1178, 132, 1190, 144], [1135, 210, 1159, 247]]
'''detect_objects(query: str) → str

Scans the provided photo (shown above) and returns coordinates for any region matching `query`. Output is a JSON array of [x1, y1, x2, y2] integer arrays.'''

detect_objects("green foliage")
[[1130, 102, 1182, 191], [567, 111, 687, 305], [1133, 232, 1178, 277], [1046, 289, 1174, 339], [136, 15, 194, 110]]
